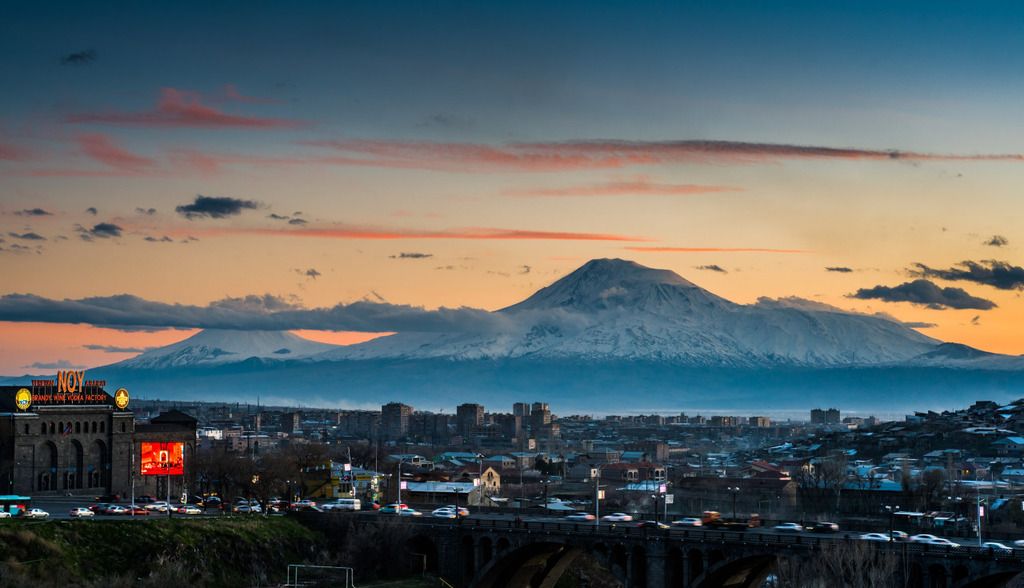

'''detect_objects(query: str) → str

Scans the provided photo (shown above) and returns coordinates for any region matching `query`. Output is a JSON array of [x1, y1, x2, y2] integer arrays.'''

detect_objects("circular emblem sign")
[[15, 388, 32, 411], [114, 388, 130, 410]]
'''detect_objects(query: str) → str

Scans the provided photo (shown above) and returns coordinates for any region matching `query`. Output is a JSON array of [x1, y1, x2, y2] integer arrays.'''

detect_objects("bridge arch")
[[630, 546, 646, 587], [687, 548, 704, 583], [927, 564, 947, 588], [694, 554, 776, 588], [406, 535, 438, 574]]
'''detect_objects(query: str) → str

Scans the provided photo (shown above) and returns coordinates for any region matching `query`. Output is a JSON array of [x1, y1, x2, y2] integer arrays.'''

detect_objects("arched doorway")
[[89, 439, 108, 488], [37, 441, 58, 491], [66, 440, 84, 490]]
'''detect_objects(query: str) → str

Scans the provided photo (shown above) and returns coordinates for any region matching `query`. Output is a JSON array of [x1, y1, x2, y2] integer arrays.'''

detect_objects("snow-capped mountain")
[[320, 258, 941, 366], [117, 329, 338, 369]]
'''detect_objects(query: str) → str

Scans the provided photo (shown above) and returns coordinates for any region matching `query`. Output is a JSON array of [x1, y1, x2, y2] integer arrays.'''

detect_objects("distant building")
[[456, 403, 484, 436], [513, 402, 531, 418], [749, 416, 772, 427], [710, 415, 736, 427], [811, 408, 841, 425], [381, 402, 413, 440]]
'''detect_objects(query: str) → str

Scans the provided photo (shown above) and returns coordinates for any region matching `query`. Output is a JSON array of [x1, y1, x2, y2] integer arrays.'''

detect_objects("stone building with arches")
[[0, 381, 135, 497]]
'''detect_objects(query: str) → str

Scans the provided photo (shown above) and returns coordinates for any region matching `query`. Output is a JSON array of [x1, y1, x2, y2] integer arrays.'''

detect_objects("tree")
[[774, 541, 899, 588]]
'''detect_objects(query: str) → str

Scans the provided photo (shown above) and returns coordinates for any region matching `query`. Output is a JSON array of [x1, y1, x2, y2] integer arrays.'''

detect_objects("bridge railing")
[[351, 513, 1024, 562]]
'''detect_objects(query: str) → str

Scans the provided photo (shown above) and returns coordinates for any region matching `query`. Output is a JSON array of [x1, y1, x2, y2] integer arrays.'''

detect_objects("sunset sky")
[[2, 1, 1024, 374]]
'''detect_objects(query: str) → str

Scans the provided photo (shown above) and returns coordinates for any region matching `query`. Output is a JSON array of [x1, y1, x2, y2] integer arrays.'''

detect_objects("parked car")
[[104, 505, 129, 515], [396, 508, 422, 517], [635, 520, 670, 529], [144, 501, 171, 513], [0, 511, 11, 519], [177, 505, 202, 515], [773, 523, 804, 532], [565, 513, 596, 522], [88, 503, 112, 513], [234, 503, 263, 514], [859, 533, 891, 542], [23, 508, 49, 519], [982, 542, 1013, 553], [809, 522, 839, 533], [126, 505, 150, 515], [432, 507, 458, 519], [672, 518, 703, 527], [600, 513, 633, 522], [290, 499, 317, 511]]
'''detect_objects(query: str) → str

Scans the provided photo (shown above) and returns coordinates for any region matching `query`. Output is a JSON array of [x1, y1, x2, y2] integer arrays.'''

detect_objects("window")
[[120, 422, 126, 433], [92, 422, 97, 434], [49, 422, 55, 435], [75, 422, 81, 434], [100, 422, 105, 433], [23, 424, 29, 434]]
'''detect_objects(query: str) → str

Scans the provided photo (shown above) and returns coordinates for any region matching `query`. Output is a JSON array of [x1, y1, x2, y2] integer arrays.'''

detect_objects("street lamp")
[[884, 504, 900, 541], [727, 486, 740, 521], [593, 464, 608, 527]]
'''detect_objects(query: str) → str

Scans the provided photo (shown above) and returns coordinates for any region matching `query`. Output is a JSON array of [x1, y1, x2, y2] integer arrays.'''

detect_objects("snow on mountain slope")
[[320, 258, 943, 366], [116, 329, 339, 369]]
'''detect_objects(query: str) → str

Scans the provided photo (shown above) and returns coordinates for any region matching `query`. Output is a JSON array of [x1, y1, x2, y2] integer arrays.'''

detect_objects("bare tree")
[[774, 541, 900, 588]]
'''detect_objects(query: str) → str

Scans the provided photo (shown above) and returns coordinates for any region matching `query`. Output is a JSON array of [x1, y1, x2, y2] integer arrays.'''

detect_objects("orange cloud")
[[505, 175, 740, 196], [169, 224, 651, 242], [301, 139, 1024, 172], [67, 87, 300, 129], [627, 246, 808, 253]]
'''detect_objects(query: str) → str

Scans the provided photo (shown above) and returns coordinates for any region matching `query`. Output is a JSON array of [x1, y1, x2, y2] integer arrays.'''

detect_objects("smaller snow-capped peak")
[[115, 329, 338, 369]]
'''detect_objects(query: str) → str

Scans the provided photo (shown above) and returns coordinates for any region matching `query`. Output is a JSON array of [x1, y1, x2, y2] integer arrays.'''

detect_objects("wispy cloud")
[[8, 232, 46, 241], [60, 49, 96, 66], [506, 176, 739, 197], [83, 344, 150, 354], [192, 225, 650, 242], [67, 87, 300, 129], [25, 359, 86, 370], [910, 260, 1024, 291], [825, 266, 854, 273], [390, 252, 433, 259], [78, 133, 156, 171], [76, 222, 123, 241], [850, 279, 996, 310], [695, 264, 727, 273], [0, 293, 506, 333], [984, 235, 1009, 247], [14, 208, 52, 217], [176, 195, 261, 220], [301, 138, 1024, 173], [626, 246, 806, 253]]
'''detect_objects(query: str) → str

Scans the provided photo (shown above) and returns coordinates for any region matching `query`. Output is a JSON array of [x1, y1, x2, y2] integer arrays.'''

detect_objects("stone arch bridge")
[[301, 513, 1024, 588]]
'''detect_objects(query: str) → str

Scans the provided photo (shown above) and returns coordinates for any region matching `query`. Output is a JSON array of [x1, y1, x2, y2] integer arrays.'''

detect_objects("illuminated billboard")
[[140, 442, 184, 476]]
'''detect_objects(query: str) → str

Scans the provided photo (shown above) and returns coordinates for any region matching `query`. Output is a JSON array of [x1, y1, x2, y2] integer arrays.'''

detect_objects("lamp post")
[[727, 486, 740, 521], [593, 464, 607, 527], [884, 504, 899, 541]]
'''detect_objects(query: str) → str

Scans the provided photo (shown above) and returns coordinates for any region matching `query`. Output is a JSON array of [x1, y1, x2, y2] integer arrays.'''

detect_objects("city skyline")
[[4, 2, 1024, 373]]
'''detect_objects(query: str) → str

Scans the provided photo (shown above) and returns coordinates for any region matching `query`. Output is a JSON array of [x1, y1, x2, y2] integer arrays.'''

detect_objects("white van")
[[323, 498, 361, 511]]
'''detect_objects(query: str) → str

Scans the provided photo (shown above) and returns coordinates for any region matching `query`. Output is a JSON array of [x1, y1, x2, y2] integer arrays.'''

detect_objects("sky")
[[2, 1, 1024, 373]]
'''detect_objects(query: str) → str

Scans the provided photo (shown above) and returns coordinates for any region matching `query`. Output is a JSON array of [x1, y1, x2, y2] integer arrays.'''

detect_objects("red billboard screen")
[[140, 442, 184, 476]]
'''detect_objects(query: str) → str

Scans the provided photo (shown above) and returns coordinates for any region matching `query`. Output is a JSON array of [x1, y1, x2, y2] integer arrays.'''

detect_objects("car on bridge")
[[859, 533, 891, 542], [809, 521, 839, 533], [379, 503, 410, 514], [600, 513, 633, 522], [773, 522, 804, 532], [177, 505, 202, 515], [396, 508, 423, 517], [432, 507, 458, 519], [104, 505, 129, 515], [982, 542, 1013, 553], [890, 531, 908, 541], [564, 513, 596, 522], [441, 504, 469, 517], [69, 507, 94, 518], [671, 517, 702, 527], [909, 534, 941, 543], [635, 520, 670, 529], [145, 501, 171, 513], [22, 508, 48, 519]]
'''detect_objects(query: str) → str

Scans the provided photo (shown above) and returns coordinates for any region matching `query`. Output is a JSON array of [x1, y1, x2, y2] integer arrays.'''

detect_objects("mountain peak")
[[502, 257, 723, 313], [113, 329, 338, 369]]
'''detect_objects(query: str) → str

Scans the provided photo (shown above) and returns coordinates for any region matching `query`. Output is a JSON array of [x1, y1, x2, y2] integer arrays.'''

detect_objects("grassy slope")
[[0, 517, 324, 587]]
